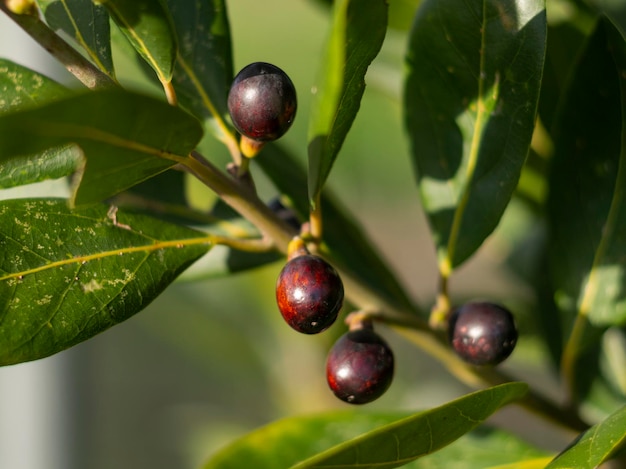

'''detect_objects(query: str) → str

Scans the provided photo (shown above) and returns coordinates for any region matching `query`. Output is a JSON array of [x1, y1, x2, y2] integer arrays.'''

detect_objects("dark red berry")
[[227, 62, 297, 141], [326, 328, 394, 404], [275, 254, 343, 334], [448, 302, 518, 366]]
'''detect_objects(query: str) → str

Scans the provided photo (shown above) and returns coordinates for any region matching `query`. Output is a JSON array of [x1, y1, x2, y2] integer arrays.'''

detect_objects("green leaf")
[[102, 0, 176, 84], [403, 425, 551, 468], [404, 0, 547, 271], [545, 405, 626, 468], [0, 88, 203, 206], [0, 59, 70, 114], [0, 60, 81, 187], [35, 0, 115, 78], [388, 0, 421, 32], [307, 0, 388, 206], [257, 144, 416, 314], [203, 383, 527, 469], [548, 17, 626, 328], [203, 411, 412, 469], [0, 198, 210, 365], [0, 144, 81, 189], [165, 0, 235, 143]]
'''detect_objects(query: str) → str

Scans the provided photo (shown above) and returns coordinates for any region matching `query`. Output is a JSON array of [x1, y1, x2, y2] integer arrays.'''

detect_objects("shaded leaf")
[[165, 0, 236, 144], [203, 383, 527, 469], [307, 0, 388, 206], [0, 198, 210, 365], [0, 59, 70, 114], [545, 405, 626, 468], [35, 0, 115, 78], [548, 17, 626, 329], [538, 21, 588, 133], [257, 144, 417, 314], [0, 88, 203, 206], [103, 0, 176, 83], [404, 0, 547, 270]]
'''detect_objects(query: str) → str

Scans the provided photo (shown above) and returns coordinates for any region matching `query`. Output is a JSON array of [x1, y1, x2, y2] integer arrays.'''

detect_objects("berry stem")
[[163, 80, 178, 106], [309, 193, 323, 242], [429, 273, 451, 330], [0, 2, 116, 89]]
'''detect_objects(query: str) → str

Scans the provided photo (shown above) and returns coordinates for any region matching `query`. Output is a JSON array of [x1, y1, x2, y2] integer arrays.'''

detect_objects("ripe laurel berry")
[[227, 62, 297, 142], [326, 327, 395, 404], [448, 301, 518, 366], [275, 254, 343, 334]]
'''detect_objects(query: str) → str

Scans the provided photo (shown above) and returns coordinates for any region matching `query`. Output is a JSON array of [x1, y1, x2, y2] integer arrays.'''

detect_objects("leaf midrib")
[[29, 119, 185, 162], [441, 0, 490, 275], [0, 236, 212, 282]]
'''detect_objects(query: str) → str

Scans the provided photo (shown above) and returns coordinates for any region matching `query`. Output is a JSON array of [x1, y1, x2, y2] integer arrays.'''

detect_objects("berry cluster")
[[227, 63, 519, 405], [275, 250, 394, 405]]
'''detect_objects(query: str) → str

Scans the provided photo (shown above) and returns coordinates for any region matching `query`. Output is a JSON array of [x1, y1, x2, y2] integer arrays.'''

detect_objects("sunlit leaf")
[[35, 0, 115, 78], [404, 0, 547, 271], [102, 0, 176, 83], [0, 88, 203, 206], [307, 0, 388, 206], [545, 405, 626, 468], [403, 425, 550, 468], [203, 383, 527, 469], [203, 411, 411, 469], [0, 198, 211, 365]]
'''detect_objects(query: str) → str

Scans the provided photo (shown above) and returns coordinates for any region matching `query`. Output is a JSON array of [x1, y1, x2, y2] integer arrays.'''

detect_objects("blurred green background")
[[0, 1, 569, 468]]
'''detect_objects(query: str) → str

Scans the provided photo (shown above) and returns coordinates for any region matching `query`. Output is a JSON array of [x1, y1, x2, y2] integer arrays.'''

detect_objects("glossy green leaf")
[[403, 425, 551, 468], [257, 144, 416, 314], [294, 383, 528, 468], [0, 144, 81, 189], [545, 405, 626, 468], [548, 17, 626, 328], [35, 0, 115, 78], [204, 383, 527, 469], [165, 0, 235, 142], [0, 88, 203, 206], [404, 0, 547, 270], [307, 0, 388, 206], [0, 59, 80, 187], [0, 198, 210, 365], [102, 0, 176, 83]]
